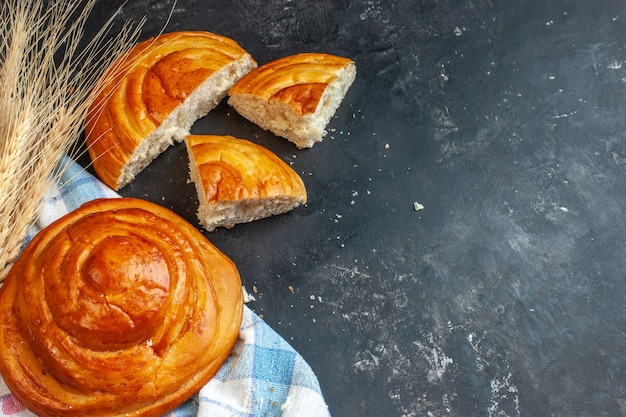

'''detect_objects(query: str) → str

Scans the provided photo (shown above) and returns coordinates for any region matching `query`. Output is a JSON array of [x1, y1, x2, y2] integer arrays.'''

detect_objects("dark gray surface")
[[81, 1, 626, 416]]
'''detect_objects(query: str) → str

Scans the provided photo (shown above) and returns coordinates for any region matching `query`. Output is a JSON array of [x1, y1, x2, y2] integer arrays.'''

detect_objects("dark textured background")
[[80, 1, 625, 416]]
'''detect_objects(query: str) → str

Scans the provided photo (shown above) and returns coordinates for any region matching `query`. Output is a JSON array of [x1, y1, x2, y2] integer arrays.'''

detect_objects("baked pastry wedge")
[[0, 197, 243, 417], [185, 134, 307, 231], [228, 52, 356, 149], [85, 31, 257, 190]]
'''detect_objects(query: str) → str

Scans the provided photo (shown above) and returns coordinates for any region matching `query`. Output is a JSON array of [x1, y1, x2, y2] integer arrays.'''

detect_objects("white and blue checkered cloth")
[[0, 157, 330, 417]]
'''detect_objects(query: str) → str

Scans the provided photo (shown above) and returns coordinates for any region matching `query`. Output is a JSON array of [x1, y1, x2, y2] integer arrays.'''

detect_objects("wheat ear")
[[0, 0, 144, 280]]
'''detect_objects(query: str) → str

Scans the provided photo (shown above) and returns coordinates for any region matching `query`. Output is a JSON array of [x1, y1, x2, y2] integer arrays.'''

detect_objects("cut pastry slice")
[[228, 52, 356, 149], [0, 198, 243, 417], [185, 134, 307, 231], [85, 31, 257, 190]]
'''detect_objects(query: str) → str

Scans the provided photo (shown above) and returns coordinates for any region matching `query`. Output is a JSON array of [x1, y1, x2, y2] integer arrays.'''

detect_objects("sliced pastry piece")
[[85, 31, 257, 190], [0, 197, 243, 417], [185, 134, 307, 231], [228, 52, 356, 149]]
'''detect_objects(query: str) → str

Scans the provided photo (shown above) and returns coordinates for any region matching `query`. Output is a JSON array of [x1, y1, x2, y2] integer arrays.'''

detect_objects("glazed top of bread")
[[0, 197, 243, 417], [187, 134, 307, 203], [85, 31, 254, 188], [229, 52, 355, 116]]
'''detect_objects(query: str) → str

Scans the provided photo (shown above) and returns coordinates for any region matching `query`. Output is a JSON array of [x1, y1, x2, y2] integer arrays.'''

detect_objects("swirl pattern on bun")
[[0, 197, 243, 417]]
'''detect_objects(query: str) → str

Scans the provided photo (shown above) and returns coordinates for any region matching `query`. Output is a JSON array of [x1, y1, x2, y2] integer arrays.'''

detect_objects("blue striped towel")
[[0, 157, 330, 417]]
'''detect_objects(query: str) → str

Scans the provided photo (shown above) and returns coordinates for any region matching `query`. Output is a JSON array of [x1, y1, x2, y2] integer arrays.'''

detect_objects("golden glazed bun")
[[86, 31, 257, 190], [185, 134, 307, 231], [0, 198, 243, 417], [228, 52, 356, 149]]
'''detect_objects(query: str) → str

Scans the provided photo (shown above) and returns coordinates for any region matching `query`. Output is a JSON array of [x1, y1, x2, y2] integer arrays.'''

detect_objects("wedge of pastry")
[[0, 198, 243, 417], [85, 31, 257, 190], [185, 134, 307, 231], [228, 52, 356, 149]]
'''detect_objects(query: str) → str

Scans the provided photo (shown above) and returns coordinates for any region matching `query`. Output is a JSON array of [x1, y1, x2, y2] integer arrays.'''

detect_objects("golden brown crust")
[[85, 31, 256, 190], [0, 197, 243, 417], [186, 134, 307, 203], [229, 52, 354, 115]]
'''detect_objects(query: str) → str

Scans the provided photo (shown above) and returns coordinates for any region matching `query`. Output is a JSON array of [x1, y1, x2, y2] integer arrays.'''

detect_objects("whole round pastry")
[[0, 198, 243, 417]]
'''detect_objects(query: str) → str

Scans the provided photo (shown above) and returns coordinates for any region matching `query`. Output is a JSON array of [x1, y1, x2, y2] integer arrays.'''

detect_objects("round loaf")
[[0, 197, 243, 417], [228, 52, 356, 149], [85, 31, 257, 190]]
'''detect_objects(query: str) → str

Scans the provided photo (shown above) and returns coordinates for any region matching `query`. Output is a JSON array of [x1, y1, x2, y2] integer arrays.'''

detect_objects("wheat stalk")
[[0, 0, 144, 280]]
